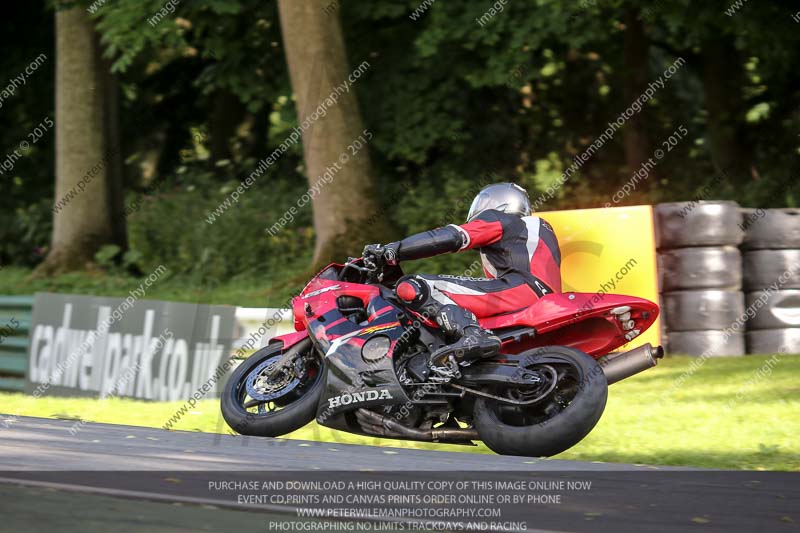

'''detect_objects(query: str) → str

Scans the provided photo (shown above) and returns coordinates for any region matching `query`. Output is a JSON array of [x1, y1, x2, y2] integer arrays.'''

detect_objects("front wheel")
[[221, 338, 325, 437], [473, 346, 607, 457]]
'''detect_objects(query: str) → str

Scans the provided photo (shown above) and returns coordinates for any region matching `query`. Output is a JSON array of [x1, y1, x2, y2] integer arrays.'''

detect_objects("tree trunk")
[[277, 0, 396, 267], [35, 6, 119, 276], [102, 50, 127, 255], [702, 37, 754, 185], [622, 9, 660, 183], [209, 89, 246, 164]]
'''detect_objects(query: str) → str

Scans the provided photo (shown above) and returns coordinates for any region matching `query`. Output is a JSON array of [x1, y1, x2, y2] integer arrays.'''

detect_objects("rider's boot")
[[428, 305, 501, 368]]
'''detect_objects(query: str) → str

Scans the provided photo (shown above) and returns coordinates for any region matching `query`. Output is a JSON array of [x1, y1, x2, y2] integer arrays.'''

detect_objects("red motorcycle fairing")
[[480, 292, 659, 357], [276, 262, 658, 365], [268, 329, 309, 350], [291, 264, 380, 332], [266, 263, 397, 356]]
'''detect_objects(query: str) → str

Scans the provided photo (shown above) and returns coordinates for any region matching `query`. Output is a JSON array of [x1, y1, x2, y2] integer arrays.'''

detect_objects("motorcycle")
[[221, 254, 662, 457]]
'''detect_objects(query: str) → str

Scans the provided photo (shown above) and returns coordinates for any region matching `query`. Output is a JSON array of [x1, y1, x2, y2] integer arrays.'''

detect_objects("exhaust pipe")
[[598, 343, 664, 385], [355, 408, 479, 442]]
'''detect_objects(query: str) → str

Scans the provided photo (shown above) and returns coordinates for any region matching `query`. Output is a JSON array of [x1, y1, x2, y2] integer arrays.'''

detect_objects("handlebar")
[[340, 252, 406, 285], [343, 258, 375, 273], [339, 251, 394, 283], [339, 257, 378, 278]]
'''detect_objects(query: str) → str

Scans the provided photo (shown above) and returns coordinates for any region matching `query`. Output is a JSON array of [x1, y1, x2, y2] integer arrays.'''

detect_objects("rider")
[[363, 182, 562, 368]]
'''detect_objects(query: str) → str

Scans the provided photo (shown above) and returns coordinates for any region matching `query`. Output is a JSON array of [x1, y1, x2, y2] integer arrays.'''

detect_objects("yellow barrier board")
[[537, 205, 661, 349]]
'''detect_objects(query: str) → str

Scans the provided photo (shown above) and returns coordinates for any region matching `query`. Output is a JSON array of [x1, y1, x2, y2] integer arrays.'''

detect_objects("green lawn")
[[0, 266, 303, 308], [2, 354, 798, 471]]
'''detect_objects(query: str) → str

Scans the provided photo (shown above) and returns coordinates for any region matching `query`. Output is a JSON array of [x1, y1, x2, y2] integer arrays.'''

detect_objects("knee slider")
[[395, 276, 429, 309]]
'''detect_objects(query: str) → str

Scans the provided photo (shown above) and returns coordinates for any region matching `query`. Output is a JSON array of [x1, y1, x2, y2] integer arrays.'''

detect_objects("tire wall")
[[655, 203, 800, 356], [741, 208, 800, 355]]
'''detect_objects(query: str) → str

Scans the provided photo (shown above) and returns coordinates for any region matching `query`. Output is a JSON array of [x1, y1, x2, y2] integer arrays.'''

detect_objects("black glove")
[[362, 242, 400, 266]]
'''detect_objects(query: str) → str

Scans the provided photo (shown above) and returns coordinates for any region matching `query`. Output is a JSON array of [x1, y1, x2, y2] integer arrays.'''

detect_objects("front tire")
[[473, 346, 607, 457], [221, 338, 325, 437]]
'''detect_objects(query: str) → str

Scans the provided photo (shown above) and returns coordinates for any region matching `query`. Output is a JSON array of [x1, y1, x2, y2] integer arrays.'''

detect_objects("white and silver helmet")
[[466, 183, 532, 222]]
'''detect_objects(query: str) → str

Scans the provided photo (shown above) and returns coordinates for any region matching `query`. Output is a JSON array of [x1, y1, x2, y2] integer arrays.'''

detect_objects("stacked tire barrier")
[[655, 201, 746, 356], [741, 208, 800, 354]]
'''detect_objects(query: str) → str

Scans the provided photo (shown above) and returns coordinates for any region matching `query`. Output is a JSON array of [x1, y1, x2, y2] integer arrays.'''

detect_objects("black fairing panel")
[[314, 297, 411, 433]]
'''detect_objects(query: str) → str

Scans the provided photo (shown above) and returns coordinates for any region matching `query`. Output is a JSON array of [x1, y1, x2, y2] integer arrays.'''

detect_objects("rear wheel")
[[473, 346, 607, 457], [221, 338, 325, 437]]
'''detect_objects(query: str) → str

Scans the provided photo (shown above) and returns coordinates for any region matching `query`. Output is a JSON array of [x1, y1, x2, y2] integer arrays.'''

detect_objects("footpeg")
[[429, 355, 461, 382]]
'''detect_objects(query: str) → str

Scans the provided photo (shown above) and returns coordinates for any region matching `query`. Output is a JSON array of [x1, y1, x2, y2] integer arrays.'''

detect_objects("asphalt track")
[[0, 415, 797, 533], [0, 415, 665, 472]]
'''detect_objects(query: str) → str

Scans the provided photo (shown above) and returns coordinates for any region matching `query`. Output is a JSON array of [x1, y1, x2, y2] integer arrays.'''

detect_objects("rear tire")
[[473, 346, 607, 457], [221, 338, 325, 437]]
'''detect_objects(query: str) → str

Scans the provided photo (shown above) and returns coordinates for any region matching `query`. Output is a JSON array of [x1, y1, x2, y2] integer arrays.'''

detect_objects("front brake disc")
[[245, 355, 301, 401]]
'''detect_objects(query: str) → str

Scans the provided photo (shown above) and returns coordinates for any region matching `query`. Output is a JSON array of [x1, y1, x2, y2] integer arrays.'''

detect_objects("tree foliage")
[[1, 0, 798, 276]]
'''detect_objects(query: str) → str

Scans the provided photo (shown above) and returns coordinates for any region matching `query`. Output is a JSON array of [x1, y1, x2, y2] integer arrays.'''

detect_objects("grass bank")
[[0, 266, 302, 308]]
